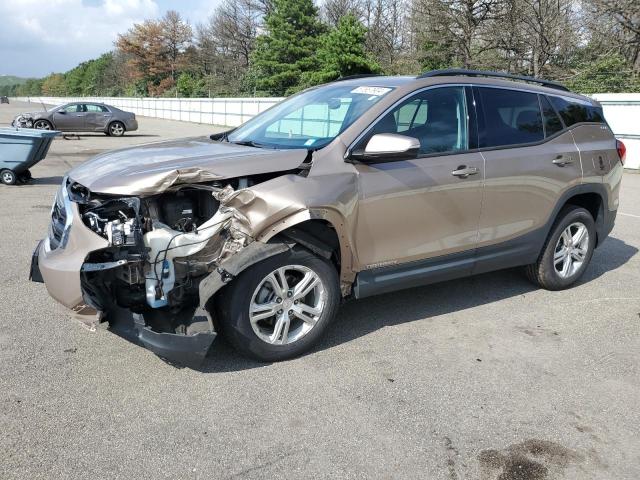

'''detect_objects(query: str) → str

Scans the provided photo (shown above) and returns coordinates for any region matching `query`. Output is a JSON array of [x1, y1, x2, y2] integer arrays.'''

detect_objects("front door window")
[[357, 86, 469, 155]]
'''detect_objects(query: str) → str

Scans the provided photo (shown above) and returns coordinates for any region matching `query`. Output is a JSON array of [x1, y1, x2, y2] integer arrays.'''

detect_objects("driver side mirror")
[[57, 110, 66, 114], [350, 133, 420, 163]]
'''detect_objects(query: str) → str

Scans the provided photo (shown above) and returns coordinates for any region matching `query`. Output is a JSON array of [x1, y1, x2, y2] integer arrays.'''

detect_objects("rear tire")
[[217, 248, 340, 362], [108, 121, 125, 137], [525, 205, 596, 290], [1, 169, 17, 185]]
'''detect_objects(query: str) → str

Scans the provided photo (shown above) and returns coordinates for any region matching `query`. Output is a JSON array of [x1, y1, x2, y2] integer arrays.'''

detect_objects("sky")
[[0, 0, 222, 78]]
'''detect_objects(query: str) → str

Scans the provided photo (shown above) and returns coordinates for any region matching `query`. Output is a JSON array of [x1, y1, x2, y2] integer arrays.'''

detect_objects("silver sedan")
[[12, 102, 138, 136]]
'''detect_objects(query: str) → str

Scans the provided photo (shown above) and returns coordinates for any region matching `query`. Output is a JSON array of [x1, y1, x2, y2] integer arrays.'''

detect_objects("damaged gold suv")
[[30, 70, 624, 366]]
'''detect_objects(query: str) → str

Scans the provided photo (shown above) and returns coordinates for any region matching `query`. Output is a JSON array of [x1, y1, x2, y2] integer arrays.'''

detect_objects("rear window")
[[477, 87, 544, 148], [547, 96, 604, 126], [85, 104, 109, 113]]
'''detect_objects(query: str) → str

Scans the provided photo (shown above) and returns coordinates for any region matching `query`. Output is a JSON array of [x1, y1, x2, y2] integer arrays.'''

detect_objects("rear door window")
[[547, 96, 604, 126], [476, 87, 544, 148], [85, 104, 109, 113]]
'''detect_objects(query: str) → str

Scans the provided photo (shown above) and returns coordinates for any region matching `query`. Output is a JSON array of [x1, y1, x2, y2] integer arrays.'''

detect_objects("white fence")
[[13, 96, 285, 127], [13, 93, 640, 169], [592, 94, 640, 170]]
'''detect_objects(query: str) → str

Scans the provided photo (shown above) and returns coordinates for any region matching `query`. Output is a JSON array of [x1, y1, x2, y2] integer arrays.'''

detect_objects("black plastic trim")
[[418, 69, 570, 92], [29, 240, 44, 283], [354, 250, 475, 299], [108, 311, 216, 369]]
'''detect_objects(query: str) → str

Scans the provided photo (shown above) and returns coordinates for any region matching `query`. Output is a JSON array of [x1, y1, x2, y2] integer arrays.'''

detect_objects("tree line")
[[3, 0, 639, 98]]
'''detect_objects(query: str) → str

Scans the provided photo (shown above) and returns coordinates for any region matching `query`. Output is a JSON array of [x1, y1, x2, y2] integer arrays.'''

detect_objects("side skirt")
[[353, 230, 543, 300]]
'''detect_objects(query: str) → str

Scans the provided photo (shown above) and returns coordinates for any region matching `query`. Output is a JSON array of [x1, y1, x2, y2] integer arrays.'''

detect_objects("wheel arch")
[[256, 208, 356, 292], [555, 187, 606, 246]]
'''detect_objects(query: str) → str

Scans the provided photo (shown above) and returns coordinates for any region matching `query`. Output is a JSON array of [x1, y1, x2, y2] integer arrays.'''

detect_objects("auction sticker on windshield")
[[350, 86, 392, 96]]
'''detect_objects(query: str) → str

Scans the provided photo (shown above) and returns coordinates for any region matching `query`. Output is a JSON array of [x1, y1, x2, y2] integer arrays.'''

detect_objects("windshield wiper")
[[230, 140, 266, 148]]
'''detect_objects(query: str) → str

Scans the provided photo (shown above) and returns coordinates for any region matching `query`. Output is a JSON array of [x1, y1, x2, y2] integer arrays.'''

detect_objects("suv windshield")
[[227, 84, 394, 149]]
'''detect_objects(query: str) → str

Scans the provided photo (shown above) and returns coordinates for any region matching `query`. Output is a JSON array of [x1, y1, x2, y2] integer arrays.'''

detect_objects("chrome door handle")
[[552, 155, 573, 166], [451, 166, 479, 178], [76, 114, 86, 117]]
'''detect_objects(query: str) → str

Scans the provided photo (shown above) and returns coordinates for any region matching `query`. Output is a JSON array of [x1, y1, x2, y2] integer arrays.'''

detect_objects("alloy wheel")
[[1, 170, 16, 185], [110, 123, 124, 136], [249, 265, 326, 345], [553, 222, 589, 278], [33, 120, 51, 130]]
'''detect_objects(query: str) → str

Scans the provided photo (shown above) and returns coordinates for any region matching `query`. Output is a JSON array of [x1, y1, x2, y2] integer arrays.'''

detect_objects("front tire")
[[218, 248, 340, 361], [33, 119, 52, 130], [108, 121, 125, 137], [525, 205, 596, 290]]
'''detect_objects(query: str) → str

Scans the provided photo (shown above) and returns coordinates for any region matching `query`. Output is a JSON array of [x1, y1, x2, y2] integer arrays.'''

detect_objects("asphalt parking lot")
[[1, 100, 639, 480]]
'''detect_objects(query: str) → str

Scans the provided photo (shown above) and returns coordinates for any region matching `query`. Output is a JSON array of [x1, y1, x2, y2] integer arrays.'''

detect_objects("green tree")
[[566, 55, 640, 93], [16, 79, 44, 96], [301, 14, 381, 86], [250, 0, 325, 95], [176, 72, 207, 97], [420, 40, 457, 71], [41, 74, 67, 96], [64, 62, 89, 95]]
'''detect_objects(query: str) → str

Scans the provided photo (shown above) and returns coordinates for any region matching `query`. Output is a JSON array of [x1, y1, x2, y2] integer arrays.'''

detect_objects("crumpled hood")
[[15, 111, 46, 119], [68, 137, 309, 195]]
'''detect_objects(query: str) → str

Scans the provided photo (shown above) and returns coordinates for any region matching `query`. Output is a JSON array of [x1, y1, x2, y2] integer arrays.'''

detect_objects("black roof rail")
[[334, 74, 383, 82], [417, 69, 570, 92]]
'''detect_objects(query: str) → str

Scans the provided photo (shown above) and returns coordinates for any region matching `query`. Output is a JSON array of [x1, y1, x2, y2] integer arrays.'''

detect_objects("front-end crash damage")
[[70, 165, 320, 367]]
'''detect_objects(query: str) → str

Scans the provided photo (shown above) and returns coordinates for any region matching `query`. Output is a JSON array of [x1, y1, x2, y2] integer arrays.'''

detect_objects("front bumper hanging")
[[108, 308, 217, 369]]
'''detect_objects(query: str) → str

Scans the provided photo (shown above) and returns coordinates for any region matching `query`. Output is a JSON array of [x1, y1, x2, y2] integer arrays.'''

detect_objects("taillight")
[[616, 139, 626, 165]]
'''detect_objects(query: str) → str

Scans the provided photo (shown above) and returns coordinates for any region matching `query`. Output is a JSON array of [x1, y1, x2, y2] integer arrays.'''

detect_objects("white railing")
[[12, 93, 640, 169], [12, 96, 285, 127]]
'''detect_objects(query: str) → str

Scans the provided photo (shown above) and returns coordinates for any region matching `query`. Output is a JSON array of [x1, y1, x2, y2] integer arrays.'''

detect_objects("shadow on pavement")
[[581, 236, 638, 283], [199, 235, 637, 373], [29, 176, 65, 185]]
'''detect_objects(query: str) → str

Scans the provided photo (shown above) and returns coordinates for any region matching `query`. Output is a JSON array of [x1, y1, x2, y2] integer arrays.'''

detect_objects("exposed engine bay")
[[65, 171, 295, 363], [13, 113, 35, 129], [78, 178, 247, 307]]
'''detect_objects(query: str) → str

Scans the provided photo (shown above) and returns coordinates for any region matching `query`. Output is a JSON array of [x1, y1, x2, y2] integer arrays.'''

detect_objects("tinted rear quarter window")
[[548, 96, 604, 126], [476, 87, 544, 148], [540, 95, 563, 136]]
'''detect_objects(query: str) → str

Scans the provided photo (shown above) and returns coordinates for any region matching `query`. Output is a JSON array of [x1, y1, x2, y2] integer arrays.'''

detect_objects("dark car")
[[12, 102, 138, 136], [0, 96, 9, 104]]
